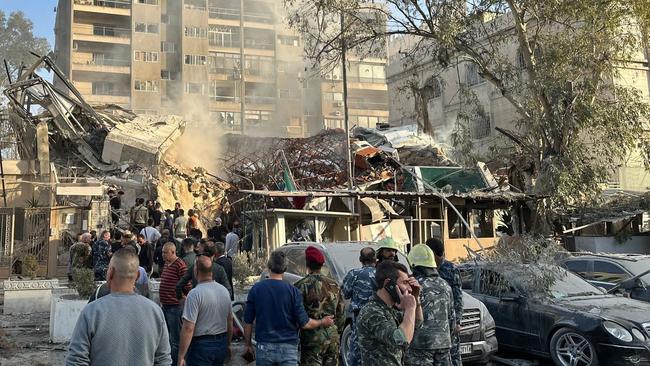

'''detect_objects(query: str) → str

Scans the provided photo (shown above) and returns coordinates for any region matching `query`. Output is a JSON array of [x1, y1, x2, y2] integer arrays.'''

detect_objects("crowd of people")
[[66, 194, 464, 366]]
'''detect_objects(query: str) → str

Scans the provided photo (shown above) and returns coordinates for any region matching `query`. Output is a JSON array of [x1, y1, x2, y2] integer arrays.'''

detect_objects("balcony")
[[86, 93, 130, 105], [74, 0, 131, 16], [209, 68, 240, 80], [73, 24, 131, 44], [208, 7, 274, 26], [244, 39, 274, 51], [245, 96, 275, 110], [72, 58, 131, 74]]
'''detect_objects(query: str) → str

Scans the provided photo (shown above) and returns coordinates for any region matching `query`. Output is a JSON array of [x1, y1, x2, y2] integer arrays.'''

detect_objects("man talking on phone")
[[356, 260, 423, 366]]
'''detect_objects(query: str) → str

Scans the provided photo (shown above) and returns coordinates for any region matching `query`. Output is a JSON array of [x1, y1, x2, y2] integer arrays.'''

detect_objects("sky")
[[0, 0, 58, 48]]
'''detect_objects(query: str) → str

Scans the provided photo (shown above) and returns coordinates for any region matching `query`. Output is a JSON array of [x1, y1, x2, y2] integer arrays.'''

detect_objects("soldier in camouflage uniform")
[[406, 244, 454, 366], [342, 247, 377, 366], [357, 260, 423, 366], [427, 238, 463, 366], [295, 246, 345, 366]]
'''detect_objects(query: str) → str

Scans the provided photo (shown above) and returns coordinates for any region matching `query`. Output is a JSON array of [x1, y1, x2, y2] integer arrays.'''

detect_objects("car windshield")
[[329, 246, 409, 280], [622, 259, 650, 286], [546, 270, 604, 299]]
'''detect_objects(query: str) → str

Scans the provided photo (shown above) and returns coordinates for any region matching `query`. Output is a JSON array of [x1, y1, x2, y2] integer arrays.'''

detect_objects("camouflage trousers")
[[300, 339, 339, 366], [405, 348, 452, 366], [450, 334, 462, 366]]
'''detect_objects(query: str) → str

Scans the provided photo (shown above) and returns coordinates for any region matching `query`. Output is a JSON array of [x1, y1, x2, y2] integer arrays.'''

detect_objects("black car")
[[561, 254, 650, 302], [264, 242, 498, 365], [460, 262, 650, 366]]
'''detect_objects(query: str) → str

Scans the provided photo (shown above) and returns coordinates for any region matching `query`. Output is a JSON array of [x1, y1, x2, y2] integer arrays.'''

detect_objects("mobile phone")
[[385, 279, 401, 304]]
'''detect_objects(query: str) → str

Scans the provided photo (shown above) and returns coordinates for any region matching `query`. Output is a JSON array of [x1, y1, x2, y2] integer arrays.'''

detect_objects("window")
[[564, 260, 589, 279], [592, 261, 630, 284], [212, 111, 241, 129], [161, 70, 178, 80], [244, 55, 274, 76], [324, 118, 343, 129], [135, 23, 159, 34], [161, 41, 176, 53], [134, 51, 158, 62], [278, 35, 299, 46], [209, 26, 240, 47], [134, 80, 159, 92], [466, 63, 485, 86], [184, 54, 207, 65], [425, 77, 442, 99], [208, 81, 239, 102], [92, 82, 114, 95], [208, 52, 241, 77], [161, 13, 169, 24], [460, 268, 474, 290], [184, 82, 204, 94], [479, 269, 515, 297], [245, 110, 271, 126], [470, 113, 491, 139], [323, 92, 343, 101], [185, 26, 207, 38], [137, 0, 158, 4]]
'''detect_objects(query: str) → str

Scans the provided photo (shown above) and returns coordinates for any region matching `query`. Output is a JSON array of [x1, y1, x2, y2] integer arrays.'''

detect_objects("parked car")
[[459, 261, 650, 366], [561, 253, 650, 301], [262, 242, 498, 365]]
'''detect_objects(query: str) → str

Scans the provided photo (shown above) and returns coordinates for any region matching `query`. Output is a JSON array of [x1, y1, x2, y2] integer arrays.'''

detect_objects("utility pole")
[[239, 0, 246, 135], [340, 13, 353, 190]]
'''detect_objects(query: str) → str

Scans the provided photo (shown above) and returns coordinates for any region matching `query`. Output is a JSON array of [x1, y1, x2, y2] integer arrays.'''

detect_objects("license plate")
[[460, 344, 472, 355]]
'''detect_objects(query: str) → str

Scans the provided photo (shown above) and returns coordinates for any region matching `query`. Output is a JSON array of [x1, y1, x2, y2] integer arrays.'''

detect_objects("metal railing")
[[209, 39, 241, 48], [209, 95, 240, 103], [244, 39, 274, 50], [207, 7, 274, 23], [208, 68, 240, 79], [80, 24, 131, 38], [184, 2, 207, 11], [74, 0, 131, 9], [245, 96, 274, 104], [74, 58, 131, 67]]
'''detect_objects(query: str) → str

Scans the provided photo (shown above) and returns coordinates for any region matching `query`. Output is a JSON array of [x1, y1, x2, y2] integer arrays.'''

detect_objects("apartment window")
[[134, 80, 159, 92], [161, 13, 169, 24], [135, 23, 159, 34], [278, 35, 299, 46], [324, 92, 343, 101], [161, 42, 176, 53], [466, 63, 485, 86], [184, 54, 207, 65], [134, 51, 159, 62], [209, 26, 240, 47], [355, 116, 379, 128], [356, 63, 385, 83], [184, 82, 204, 94], [137, 0, 158, 4], [92, 82, 114, 95], [470, 113, 491, 139], [212, 111, 241, 129], [161, 70, 178, 80], [245, 110, 271, 126], [208, 52, 241, 76], [324, 119, 343, 129], [244, 55, 274, 76], [427, 77, 442, 99], [208, 81, 239, 102], [185, 26, 207, 38]]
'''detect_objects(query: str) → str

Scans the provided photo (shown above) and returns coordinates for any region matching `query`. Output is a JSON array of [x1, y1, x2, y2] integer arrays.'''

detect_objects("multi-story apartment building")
[[53, 0, 307, 137], [386, 24, 650, 192], [53, 0, 389, 138]]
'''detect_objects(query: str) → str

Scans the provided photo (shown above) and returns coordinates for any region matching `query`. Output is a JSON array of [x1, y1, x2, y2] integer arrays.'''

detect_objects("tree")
[[0, 10, 50, 87], [285, 0, 650, 231]]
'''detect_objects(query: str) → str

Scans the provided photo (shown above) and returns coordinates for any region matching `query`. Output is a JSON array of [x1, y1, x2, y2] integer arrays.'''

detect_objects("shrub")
[[72, 268, 96, 299], [22, 254, 38, 279], [232, 252, 267, 287]]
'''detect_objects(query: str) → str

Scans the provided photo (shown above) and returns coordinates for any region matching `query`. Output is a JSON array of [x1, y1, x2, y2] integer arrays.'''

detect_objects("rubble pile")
[[220, 129, 400, 190]]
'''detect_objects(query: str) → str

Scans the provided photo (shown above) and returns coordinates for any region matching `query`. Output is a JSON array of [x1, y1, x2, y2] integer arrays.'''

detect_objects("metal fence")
[[0, 208, 14, 269], [14, 207, 50, 266]]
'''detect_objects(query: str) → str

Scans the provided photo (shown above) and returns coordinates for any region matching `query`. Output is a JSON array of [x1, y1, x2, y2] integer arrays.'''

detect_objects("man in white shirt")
[[225, 230, 239, 258], [141, 219, 162, 244]]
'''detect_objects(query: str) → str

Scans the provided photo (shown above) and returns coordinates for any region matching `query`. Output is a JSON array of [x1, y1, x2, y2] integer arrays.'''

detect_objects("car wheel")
[[550, 327, 599, 366], [340, 324, 353, 366]]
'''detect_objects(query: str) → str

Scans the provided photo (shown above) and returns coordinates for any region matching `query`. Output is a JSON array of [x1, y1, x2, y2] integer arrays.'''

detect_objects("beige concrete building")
[[53, 0, 306, 136], [387, 25, 650, 192], [53, 0, 389, 138]]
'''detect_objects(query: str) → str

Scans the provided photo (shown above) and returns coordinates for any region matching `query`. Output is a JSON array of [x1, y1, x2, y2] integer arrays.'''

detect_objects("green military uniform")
[[295, 273, 345, 366], [357, 294, 411, 366], [405, 272, 454, 366]]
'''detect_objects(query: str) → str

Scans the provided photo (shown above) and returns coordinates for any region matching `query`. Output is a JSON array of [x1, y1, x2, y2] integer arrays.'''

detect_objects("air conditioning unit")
[[333, 111, 342, 116]]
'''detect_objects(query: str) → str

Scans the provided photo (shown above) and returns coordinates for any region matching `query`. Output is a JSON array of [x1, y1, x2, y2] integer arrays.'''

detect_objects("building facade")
[[386, 24, 650, 192], [54, 0, 389, 138], [54, 0, 306, 136]]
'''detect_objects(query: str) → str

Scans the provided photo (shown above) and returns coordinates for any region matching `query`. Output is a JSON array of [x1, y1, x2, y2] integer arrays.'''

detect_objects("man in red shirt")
[[160, 242, 190, 366]]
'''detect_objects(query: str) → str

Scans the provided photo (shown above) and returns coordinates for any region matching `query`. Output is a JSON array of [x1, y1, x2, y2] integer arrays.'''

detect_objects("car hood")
[[556, 295, 650, 324]]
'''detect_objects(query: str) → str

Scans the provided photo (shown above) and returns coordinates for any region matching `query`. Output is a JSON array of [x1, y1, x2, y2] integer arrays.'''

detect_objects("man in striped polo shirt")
[[160, 242, 191, 366]]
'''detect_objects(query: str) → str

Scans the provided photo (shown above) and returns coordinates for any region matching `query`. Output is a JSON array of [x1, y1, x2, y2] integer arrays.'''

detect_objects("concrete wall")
[[574, 236, 650, 254]]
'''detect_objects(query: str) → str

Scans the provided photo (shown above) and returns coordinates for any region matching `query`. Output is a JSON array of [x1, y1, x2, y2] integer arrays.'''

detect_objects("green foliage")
[[72, 268, 96, 299], [285, 0, 650, 231], [0, 10, 50, 87], [22, 254, 38, 279], [232, 252, 267, 287]]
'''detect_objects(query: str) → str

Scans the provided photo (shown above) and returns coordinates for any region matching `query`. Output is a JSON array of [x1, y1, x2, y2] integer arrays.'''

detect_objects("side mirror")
[[501, 294, 525, 304], [620, 278, 644, 291]]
